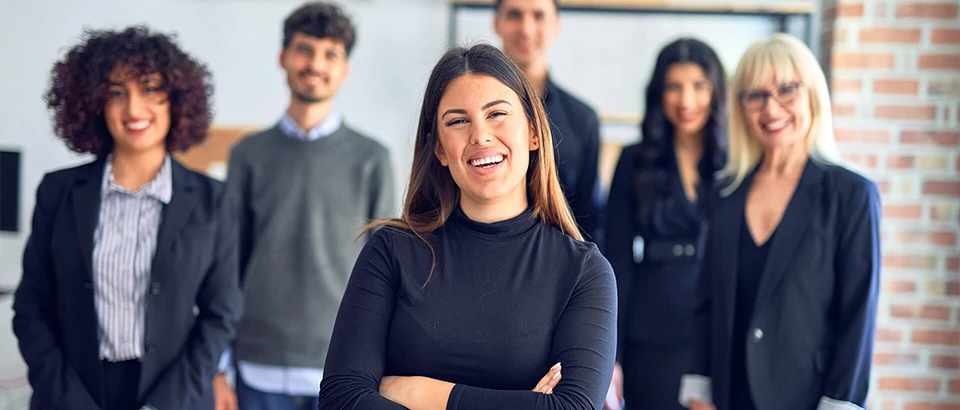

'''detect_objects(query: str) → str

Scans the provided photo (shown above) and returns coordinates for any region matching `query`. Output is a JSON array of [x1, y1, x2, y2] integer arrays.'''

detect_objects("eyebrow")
[[441, 99, 511, 118]]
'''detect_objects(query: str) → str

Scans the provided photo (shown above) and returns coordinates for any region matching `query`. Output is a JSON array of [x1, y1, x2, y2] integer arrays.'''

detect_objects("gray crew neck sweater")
[[226, 123, 396, 368]]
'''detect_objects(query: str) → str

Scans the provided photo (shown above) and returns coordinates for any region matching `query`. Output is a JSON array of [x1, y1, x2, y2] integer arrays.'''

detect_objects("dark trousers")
[[622, 340, 691, 410], [102, 359, 141, 410], [236, 371, 319, 410]]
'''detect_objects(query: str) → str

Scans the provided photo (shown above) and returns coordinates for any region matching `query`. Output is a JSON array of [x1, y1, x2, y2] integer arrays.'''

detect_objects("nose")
[[469, 121, 494, 146], [125, 89, 146, 118], [680, 86, 696, 109], [520, 15, 537, 38], [312, 53, 328, 71]]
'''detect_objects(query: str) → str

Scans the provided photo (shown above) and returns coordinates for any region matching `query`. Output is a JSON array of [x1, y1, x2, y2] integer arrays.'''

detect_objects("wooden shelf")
[[451, 0, 814, 15]]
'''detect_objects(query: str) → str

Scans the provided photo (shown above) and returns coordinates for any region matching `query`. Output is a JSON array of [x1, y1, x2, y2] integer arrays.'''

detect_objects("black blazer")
[[693, 159, 881, 410], [605, 143, 709, 353], [12, 157, 243, 410]]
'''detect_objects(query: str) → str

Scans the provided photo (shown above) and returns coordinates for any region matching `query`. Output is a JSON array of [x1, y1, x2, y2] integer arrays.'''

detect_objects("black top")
[[604, 143, 709, 353], [730, 218, 775, 410], [543, 78, 601, 240], [317, 207, 618, 409]]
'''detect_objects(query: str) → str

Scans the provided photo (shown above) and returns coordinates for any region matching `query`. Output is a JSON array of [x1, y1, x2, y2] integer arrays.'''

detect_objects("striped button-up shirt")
[[93, 155, 172, 361]]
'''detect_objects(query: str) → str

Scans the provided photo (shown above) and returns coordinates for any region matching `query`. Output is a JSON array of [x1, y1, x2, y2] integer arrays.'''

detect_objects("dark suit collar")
[[70, 156, 200, 280], [711, 157, 826, 332], [150, 160, 201, 278], [542, 74, 560, 102], [72, 158, 109, 280]]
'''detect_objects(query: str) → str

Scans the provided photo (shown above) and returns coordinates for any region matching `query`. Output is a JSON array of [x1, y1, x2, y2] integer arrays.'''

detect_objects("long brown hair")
[[366, 43, 580, 282]]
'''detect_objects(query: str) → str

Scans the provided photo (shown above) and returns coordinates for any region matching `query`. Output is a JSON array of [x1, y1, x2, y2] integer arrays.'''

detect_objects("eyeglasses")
[[739, 82, 803, 111]]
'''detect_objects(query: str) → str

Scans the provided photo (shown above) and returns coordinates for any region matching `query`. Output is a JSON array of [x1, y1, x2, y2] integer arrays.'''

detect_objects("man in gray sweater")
[[214, 3, 395, 409]]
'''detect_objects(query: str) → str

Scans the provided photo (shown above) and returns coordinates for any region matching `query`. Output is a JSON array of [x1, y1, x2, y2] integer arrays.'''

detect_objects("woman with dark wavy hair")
[[604, 37, 727, 409], [12, 26, 242, 410]]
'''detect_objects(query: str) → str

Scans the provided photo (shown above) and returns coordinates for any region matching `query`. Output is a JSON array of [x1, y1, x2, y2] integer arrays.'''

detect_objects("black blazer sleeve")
[[603, 146, 636, 362], [141, 183, 244, 409], [318, 230, 407, 409], [12, 174, 103, 409], [823, 179, 881, 405]]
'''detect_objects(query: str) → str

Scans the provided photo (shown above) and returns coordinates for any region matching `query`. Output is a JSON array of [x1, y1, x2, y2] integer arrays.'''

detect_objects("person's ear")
[[433, 135, 450, 167]]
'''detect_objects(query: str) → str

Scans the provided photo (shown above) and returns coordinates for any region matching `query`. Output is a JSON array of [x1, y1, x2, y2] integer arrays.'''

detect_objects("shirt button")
[[672, 244, 684, 256], [684, 244, 696, 256], [150, 282, 161, 296], [751, 328, 764, 342]]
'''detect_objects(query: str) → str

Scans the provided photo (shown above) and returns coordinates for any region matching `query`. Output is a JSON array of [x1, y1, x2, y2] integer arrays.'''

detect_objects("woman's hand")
[[689, 399, 716, 410], [380, 376, 454, 409], [378, 362, 562, 409], [532, 362, 563, 394]]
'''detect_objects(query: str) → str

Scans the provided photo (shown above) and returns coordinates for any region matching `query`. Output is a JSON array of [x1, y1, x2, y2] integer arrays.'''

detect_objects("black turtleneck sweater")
[[317, 207, 618, 409]]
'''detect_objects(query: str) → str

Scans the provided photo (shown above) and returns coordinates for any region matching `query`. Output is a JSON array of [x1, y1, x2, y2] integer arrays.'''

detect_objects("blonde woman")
[[682, 33, 880, 410]]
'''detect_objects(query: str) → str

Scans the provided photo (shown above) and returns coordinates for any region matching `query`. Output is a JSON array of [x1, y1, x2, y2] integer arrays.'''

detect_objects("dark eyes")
[[444, 111, 507, 126]]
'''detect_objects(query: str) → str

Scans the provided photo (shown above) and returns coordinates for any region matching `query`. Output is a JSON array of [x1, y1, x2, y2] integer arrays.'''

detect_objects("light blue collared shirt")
[[278, 110, 342, 141], [220, 111, 342, 396]]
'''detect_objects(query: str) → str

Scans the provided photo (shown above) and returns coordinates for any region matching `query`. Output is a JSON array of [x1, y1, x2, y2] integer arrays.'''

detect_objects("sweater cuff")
[[678, 374, 711, 408], [817, 396, 865, 410]]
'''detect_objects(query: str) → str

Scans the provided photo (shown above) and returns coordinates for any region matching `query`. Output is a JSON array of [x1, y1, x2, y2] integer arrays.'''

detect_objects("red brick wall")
[[824, 1, 960, 409]]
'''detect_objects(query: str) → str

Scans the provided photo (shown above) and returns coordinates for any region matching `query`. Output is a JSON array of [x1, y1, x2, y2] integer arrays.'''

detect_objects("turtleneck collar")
[[450, 205, 538, 241]]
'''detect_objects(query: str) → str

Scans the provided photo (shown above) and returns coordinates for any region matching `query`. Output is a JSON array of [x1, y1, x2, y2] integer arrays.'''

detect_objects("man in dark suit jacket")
[[493, 0, 602, 241], [12, 26, 242, 410]]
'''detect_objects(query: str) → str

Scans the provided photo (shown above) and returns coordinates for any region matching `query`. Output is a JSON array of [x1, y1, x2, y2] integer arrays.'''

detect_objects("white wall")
[[0, 0, 449, 405], [0, 0, 808, 406]]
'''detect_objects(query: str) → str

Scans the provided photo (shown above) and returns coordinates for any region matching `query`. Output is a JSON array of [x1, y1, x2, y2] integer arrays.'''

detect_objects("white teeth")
[[126, 120, 150, 131], [470, 155, 504, 167], [764, 120, 788, 131]]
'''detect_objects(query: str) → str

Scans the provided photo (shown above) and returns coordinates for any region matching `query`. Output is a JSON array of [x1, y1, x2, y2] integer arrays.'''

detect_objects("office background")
[[0, 0, 956, 409]]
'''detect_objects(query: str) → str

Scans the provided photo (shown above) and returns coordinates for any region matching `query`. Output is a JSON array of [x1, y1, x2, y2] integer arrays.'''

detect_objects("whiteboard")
[[452, 7, 781, 140]]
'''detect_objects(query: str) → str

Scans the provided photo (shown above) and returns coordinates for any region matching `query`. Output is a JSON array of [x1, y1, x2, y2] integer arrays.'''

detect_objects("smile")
[[125, 120, 151, 131], [469, 154, 504, 168], [763, 119, 789, 132]]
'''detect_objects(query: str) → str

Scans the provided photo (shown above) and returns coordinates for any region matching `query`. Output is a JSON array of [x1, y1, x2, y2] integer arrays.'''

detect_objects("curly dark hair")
[[634, 38, 728, 215], [283, 2, 356, 56], [44, 25, 213, 155]]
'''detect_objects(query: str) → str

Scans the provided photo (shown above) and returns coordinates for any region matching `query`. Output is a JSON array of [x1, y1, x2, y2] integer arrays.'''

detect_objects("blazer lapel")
[[151, 161, 199, 276], [72, 159, 107, 280], [752, 159, 825, 314], [713, 173, 752, 337]]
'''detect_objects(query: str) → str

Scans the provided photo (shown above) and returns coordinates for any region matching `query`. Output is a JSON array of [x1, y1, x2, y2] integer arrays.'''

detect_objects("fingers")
[[689, 400, 716, 410], [612, 362, 624, 401], [532, 362, 562, 394], [213, 374, 238, 410]]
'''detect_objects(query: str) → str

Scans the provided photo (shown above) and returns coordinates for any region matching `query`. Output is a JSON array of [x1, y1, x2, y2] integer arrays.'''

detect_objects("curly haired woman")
[[12, 25, 243, 410]]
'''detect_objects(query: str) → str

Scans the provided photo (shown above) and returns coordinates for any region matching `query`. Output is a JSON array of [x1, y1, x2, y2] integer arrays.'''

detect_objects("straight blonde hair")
[[720, 33, 842, 195]]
